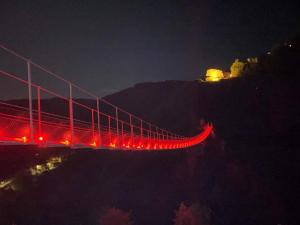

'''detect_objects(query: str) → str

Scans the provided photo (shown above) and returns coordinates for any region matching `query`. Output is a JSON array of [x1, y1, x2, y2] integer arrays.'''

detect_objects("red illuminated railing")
[[0, 44, 213, 150]]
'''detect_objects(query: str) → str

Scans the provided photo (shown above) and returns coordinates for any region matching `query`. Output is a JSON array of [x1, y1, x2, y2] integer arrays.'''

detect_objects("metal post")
[[27, 60, 34, 143], [140, 119, 143, 142], [149, 123, 151, 141], [156, 126, 158, 144], [129, 114, 133, 145], [148, 123, 150, 142], [96, 97, 101, 147], [108, 116, 111, 144], [121, 121, 124, 146], [115, 107, 119, 147], [37, 86, 41, 137], [69, 83, 74, 146], [91, 109, 95, 140], [158, 128, 164, 148]]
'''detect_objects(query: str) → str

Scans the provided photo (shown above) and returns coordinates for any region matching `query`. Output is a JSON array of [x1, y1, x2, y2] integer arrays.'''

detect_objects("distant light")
[[267, 51, 271, 55], [38, 136, 44, 141], [205, 68, 224, 82], [289, 44, 292, 47]]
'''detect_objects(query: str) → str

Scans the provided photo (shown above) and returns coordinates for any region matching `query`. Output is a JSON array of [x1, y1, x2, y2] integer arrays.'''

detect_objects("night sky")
[[1, 0, 299, 96]]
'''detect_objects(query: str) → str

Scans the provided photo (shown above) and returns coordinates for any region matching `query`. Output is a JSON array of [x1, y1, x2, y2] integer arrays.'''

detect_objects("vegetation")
[[174, 202, 212, 225], [230, 59, 245, 77], [98, 208, 133, 225]]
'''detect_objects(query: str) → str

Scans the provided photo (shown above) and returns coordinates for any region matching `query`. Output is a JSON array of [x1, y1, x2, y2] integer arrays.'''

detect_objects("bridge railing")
[[0, 44, 212, 150]]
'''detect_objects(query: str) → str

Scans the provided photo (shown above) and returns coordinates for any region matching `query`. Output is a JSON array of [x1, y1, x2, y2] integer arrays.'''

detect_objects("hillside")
[[101, 55, 300, 224], [105, 35, 300, 140], [105, 75, 300, 140]]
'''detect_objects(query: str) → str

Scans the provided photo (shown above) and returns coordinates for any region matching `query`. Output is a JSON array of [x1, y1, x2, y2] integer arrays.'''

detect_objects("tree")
[[174, 202, 212, 225], [98, 207, 133, 225], [230, 59, 245, 77]]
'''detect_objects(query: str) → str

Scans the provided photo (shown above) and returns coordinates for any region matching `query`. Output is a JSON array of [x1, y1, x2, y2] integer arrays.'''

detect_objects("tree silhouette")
[[174, 202, 212, 225], [98, 207, 133, 225], [230, 59, 245, 77]]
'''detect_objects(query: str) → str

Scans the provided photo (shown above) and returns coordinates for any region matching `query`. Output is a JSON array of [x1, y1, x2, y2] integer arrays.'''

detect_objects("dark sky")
[[1, 0, 299, 96]]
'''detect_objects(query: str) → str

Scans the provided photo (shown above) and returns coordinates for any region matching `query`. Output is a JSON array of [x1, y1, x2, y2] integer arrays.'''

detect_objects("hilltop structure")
[[205, 69, 224, 82], [204, 58, 257, 82]]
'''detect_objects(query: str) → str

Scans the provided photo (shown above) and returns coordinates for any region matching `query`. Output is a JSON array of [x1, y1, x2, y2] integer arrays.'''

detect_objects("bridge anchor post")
[[69, 83, 74, 147], [27, 60, 34, 144]]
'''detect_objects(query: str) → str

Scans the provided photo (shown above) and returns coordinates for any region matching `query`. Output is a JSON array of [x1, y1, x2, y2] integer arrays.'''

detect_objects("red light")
[[109, 142, 116, 148], [14, 136, 28, 143], [90, 141, 97, 147], [38, 136, 44, 141], [60, 140, 70, 146], [22, 136, 27, 143]]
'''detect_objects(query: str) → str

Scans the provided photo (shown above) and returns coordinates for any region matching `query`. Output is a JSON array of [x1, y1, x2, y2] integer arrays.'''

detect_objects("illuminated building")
[[205, 69, 224, 82]]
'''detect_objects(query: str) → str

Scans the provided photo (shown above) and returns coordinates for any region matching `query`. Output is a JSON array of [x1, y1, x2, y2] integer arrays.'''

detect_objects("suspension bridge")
[[0, 44, 213, 150]]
